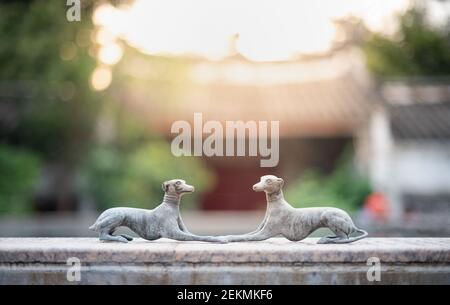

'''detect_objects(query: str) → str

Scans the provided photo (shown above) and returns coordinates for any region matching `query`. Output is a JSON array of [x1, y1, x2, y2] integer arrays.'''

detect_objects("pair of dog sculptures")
[[89, 175, 368, 244]]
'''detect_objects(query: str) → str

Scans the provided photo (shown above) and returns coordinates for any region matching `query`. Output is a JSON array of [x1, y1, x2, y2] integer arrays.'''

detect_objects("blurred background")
[[0, 0, 449, 237]]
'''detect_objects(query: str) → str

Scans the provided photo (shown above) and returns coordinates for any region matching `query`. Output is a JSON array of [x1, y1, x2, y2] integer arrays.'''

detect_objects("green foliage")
[[0, 1, 98, 161], [0, 1, 95, 81], [0, 145, 41, 214], [0, 1, 215, 214], [81, 140, 215, 210], [364, 7, 450, 77], [285, 150, 371, 213]]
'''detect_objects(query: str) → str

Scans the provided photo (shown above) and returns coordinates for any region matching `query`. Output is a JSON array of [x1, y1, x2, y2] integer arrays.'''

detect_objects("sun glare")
[[98, 42, 123, 65], [91, 66, 112, 91], [92, 0, 411, 62]]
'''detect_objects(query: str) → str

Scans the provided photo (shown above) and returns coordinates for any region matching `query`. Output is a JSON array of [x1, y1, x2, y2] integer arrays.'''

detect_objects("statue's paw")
[[116, 236, 129, 243], [120, 234, 134, 241], [216, 237, 229, 244], [317, 236, 339, 244], [223, 237, 240, 243], [317, 237, 330, 244], [99, 236, 129, 243]]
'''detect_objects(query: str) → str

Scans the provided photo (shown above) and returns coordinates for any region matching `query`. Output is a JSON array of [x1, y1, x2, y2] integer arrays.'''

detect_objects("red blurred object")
[[202, 163, 269, 210], [364, 192, 389, 220]]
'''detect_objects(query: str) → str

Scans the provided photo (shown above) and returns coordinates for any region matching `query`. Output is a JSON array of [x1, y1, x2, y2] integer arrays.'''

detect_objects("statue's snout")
[[253, 182, 264, 192], [181, 182, 195, 193]]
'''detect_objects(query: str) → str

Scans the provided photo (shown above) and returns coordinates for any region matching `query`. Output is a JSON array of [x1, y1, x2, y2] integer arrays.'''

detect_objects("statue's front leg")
[[224, 227, 276, 242], [166, 229, 226, 243], [246, 212, 269, 235], [177, 216, 192, 234]]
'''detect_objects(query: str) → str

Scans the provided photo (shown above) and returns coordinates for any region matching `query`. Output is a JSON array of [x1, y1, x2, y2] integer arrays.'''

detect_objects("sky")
[[89, 0, 449, 89]]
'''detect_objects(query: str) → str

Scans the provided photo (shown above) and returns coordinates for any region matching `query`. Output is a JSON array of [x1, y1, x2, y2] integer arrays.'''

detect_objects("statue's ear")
[[278, 178, 284, 187], [162, 182, 168, 192]]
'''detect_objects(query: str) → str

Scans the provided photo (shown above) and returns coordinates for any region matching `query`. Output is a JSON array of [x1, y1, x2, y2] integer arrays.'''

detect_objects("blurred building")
[[358, 78, 450, 220], [120, 47, 375, 210]]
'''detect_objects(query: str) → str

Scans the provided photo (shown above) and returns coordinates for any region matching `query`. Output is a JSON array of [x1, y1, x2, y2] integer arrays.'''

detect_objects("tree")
[[0, 1, 99, 211], [0, 1, 214, 214], [364, 6, 450, 77]]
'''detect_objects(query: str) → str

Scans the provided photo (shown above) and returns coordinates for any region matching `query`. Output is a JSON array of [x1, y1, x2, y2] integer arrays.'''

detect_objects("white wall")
[[368, 106, 393, 193], [392, 143, 450, 194], [357, 105, 450, 220]]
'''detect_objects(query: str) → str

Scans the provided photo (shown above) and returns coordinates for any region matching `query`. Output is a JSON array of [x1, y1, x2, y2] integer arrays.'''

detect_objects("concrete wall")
[[1, 237, 449, 284]]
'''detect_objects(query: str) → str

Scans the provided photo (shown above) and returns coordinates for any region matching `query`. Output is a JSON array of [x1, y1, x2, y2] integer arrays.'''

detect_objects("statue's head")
[[252, 175, 284, 194], [162, 179, 195, 196]]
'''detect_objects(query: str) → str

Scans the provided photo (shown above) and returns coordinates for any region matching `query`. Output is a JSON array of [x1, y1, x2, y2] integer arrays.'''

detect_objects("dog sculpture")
[[224, 175, 368, 244], [89, 179, 224, 243]]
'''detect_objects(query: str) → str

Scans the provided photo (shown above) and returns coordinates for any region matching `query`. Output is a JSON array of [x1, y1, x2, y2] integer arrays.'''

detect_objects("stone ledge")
[[0, 238, 449, 284], [1, 237, 449, 264]]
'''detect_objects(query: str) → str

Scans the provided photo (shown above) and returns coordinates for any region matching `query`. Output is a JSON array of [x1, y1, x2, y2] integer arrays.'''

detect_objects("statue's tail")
[[352, 228, 368, 242], [88, 222, 98, 231], [334, 228, 368, 244]]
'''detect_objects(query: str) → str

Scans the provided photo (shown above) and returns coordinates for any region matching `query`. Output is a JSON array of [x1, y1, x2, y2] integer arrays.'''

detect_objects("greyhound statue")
[[223, 175, 368, 244], [89, 179, 225, 243]]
